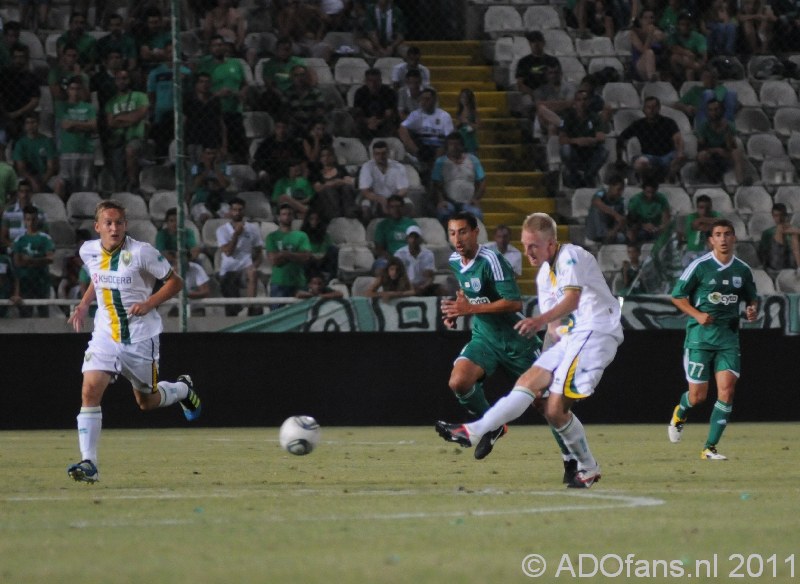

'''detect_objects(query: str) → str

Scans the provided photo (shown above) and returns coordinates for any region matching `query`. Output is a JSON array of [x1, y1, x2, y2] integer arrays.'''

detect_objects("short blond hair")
[[94, 199, 127, 221], [522, 212, 557, 239]]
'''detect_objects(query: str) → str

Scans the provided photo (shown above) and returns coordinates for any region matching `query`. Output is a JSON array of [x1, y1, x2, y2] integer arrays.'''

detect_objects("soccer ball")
[[279, 415, 321, 455]]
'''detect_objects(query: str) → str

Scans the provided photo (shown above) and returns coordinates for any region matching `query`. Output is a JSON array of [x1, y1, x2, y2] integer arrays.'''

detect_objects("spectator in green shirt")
[[13, 113, 65, 199], [758, 203, 800, 272], [626, 175, 672, 243], [681, 194, 721, 267], [57, 12, 97, 70], [156, 207, 201, 265], [266, 204, 312, 306], [48, 44, 90, 104], [13, 205, 54, 318], [669, 11, 708, 82], [56, 78, 98, 193], [372, 194, 417, 273], [358, 0, 407, 57], [672, 66, 737, 128], [272, 159, 315, 218], [96, 13, 138, 72], [105, 69, 149, 191], [695, 98, 746, 184]]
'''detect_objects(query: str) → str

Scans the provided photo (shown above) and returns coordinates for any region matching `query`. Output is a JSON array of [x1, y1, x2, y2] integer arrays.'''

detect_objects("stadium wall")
[[3, 330, 798, 430]]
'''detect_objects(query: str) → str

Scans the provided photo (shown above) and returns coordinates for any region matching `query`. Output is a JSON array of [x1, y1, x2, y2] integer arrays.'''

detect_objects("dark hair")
[[707, 98, 723, 107], [773, 203, 788, 214], [276, 36, 293, 48], [301, 210, 328, 245], [406, 46, 421, 57], [10, 42, 29, 57], [607, 175, 624, 187], [644, 96, 661, 107], [70, 11, 87, 23], [164, 207, 178, 220], [387, 194, 404, 206], [209, 34, 225, 45], [526, 31, 545, 43], [405, 68, 422, 79], [23, 112, 39, 122], [229, 197, 246, 208], [61, 42, 79, 55], [372, 140, 388, 151], [445, 131, 465, 146], [365, 67, 381, 78], [696, 194, 712, 205], [278, 203, 293, 212], [709, 218, 735, 235], [381, 257, 411, 291], [642, 175, 660, 190], [450, 211, 478, 230], [196, 72, 211, 81], [420, 87, 437, 100], [3, 21, 22, 34], [22, 205, 39, 216]]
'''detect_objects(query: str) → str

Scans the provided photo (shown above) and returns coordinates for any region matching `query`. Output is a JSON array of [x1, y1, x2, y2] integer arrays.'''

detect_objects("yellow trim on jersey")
[[100, 250, 122, 343], [563, 354, 583, 399]]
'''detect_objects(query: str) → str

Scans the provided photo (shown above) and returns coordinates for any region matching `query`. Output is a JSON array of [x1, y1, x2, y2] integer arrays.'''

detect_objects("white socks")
[[554, 414, 596, 471], [466, 387, 534, 440], [77, 406, 102, 463], [157, 380, 190, 407]]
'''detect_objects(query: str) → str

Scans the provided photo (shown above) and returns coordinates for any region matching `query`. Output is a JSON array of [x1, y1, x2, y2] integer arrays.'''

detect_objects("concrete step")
[[485, 185, 543, 198], [430, 65, 493, 82], [435, 81, 496, 93], [424, 55, 478, 67], [477, 128, 522, 143], [438, 91, 507, 110], [411, 40, 482, 57], [480, 198, 556, 213], [486, 171, 544, 186]]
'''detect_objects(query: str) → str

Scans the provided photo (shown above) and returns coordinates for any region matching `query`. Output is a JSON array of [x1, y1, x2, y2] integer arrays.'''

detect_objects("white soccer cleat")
[[701, 446, 727, 460], [668, 405, 685, 443]]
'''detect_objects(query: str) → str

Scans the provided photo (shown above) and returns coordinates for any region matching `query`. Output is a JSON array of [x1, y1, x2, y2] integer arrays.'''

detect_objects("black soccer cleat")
[[178, 375, 201, 421], [566, 465, 601, 489], [435, 421, 472, 447], [562, 459, 578, 484], [474, 425, 508, 460]]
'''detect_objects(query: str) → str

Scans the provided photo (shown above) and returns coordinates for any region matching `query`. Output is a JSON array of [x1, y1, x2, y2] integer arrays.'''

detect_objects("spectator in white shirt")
[[486, 224, 523, 277], [391, 46, 430, 89], [394, 225, 442, 296], [398, 88, 454, 170], [358, 140, 411, 223]]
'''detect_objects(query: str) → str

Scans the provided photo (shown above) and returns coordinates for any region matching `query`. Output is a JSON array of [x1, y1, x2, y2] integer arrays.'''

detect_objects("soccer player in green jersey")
[[439, 212, 575, 473], [668, 218, 758, 460]]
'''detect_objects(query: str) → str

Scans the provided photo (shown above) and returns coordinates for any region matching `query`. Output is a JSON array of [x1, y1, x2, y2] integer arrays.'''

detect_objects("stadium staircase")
[[414, 40, 567, 294]]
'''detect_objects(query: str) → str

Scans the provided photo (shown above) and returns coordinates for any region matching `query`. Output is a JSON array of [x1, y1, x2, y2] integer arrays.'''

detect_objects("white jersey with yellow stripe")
[[80, 236, 172, 345], [535, 242, 622, 341]]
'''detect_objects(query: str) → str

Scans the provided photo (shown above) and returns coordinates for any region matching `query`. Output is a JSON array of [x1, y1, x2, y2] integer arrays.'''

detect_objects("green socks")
[[457, 383, 491, 417], [676, 391, 692, 420], [705, 400, 732, 448]]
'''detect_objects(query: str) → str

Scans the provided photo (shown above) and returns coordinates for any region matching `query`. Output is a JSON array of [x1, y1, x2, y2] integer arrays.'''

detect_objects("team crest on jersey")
[[470, 277, 482, 292], [732, 276, 742, 288], [84, 352, 92, 362], [121, 250, 132, 266]]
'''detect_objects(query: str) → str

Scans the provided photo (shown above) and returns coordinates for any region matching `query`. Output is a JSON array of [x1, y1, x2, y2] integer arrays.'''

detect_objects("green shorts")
[[683, 347, 741, 383], [458, 333, 540, 379]]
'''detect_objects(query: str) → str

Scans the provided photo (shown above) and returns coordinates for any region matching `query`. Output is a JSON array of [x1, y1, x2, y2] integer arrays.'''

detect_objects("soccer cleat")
[[668, 405, 686, 443], [435, 421, 472, 448], [562, 459, 578, 484], [566, 465, 601, 489], [474, 425, 507, 460], [67, 459, 99, 483], [701, 446, 728, 460], [178, 375, 202, 421]]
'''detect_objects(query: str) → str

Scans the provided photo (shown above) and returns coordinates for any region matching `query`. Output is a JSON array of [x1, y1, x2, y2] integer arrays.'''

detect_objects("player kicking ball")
[[66, 200, 201, 483], [437, 213, 623, 488], [667, 219, 757, 460]]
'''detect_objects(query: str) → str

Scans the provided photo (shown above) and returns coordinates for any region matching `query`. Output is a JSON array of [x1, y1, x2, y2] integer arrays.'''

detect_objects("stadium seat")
[[723, 211, 748, 241], [775, 186, 800, 213], [201, 218, 229, 249], [148, 191, 187, 224], [759, 80, 798, 109], [66, 192, 102, 223], [319, 84, 346, 111], [614, 30, 632, 59], [576, 37, 615, 62], [238, 191, 273, 221], [760, 157, 796, 188], [611, 108, 644, 136], [694, 188, 734, 212], [373, 57, 403, 83], [333, 137, 369, 166], [368, 137, 406, 162], [337, 245, 375, 281], [746, 133, 786, 161], [788, 132, 800, 163], [659, 106, 692, 134], [723, 80, 759, 108], [323, 31, 356, 51], [679, 81, 702, 98], [775, 269, 800, 292], [570, 188, 596, 223], [327, 278, 350, 298], [139, 166, 176, 196], [475, 218, 489, 244], [522, 6, 560, 31], [735, 108, 771, 135], [259, 220, 279, 242], [243, 111, 274, 139], [735, 241, 761, 268], [48, 220, 77, 247], [661, 186, 693, 215], [334, 57, 370, 85], [414, 217, 449, 246], [304, 57, 335, 86], [253, 57, 270, 87], [641, 81, 679, 105], [602, 82, 641, 110], [747, 212, 775, 242], [327, 217, 367, 244], [542, 30, 576, 57], [31, 193, 67, 222], [126, 219, 158, 245], [734, 186, 773, 217], [596, 244, 628, 274], [113, 192, 149, 220], [752, 268, 776, 294], [19, 30, 46, 61], [587, 57, 625, 77], [557, 56, 586, 86], [227, 165, 258, 191], [773, 107, 800, 140]]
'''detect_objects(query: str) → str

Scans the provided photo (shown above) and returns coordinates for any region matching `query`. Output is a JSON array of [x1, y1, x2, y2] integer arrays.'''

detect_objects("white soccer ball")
[[279, 415, 321, 455]]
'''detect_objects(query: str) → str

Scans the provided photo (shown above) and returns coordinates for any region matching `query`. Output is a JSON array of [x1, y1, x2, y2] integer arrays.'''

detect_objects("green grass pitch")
[[2, 424, 798, 583]]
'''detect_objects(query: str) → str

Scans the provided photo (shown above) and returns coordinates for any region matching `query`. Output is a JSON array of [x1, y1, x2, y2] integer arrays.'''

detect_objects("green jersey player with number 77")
[[668, 218, 758, 460]]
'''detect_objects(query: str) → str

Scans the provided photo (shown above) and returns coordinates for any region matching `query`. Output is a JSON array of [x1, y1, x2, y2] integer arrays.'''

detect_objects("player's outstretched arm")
[[128, 272, 184, 317], [68, 281, 95, 332]]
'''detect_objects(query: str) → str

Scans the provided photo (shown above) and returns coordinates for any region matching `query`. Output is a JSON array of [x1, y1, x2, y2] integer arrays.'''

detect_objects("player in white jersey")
[[65, 200, 201, 483], [437, 213, 623, 488]]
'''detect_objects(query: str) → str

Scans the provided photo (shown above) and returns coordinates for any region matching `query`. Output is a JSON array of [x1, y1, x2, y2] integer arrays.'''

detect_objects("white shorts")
[[82, 335, 160, 392], [533, 330, 620, 399]]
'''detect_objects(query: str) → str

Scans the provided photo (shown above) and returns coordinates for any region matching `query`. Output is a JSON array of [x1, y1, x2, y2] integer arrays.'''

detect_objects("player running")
[[437, 213, 623, 488], [668, 218, 758, 460], [66, 200, 201, 483], [439, 212, 576, 478]]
